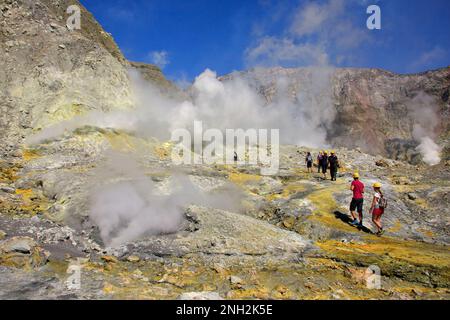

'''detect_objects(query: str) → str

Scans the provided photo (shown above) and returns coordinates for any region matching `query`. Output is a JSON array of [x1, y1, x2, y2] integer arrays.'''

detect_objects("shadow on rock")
[[333, 211, 373, 234]]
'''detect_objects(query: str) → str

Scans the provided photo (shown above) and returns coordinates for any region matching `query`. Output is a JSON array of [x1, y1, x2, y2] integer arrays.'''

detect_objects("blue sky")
[[80, 0, 450, 82]]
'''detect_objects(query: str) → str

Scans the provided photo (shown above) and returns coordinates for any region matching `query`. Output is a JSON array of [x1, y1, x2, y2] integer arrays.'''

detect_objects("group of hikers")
[[305, 150, 387, 236], [305, 150, 339, 181]]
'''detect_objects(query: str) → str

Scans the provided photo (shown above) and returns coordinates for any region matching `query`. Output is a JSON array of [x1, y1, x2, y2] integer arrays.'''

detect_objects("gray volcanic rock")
[[129, 61, 176, 92]]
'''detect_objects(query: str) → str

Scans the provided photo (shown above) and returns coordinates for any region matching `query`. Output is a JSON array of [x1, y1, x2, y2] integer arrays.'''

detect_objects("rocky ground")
[[0, 134, 449, 300]]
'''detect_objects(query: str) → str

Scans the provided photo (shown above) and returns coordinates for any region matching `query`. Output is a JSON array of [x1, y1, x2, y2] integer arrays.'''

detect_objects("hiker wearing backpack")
[[370, 182, 387, 236], [306, 152, 313, 173]]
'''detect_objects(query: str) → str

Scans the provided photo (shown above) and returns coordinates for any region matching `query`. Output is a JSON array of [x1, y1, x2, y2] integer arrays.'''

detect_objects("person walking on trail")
[[306, 152, 313, 173], [328, 151, 339, 181], [317, 151, 323, 173], [370, 182, 387, 236], [321, 151, 329, 179], [349, 172, 365, 227]]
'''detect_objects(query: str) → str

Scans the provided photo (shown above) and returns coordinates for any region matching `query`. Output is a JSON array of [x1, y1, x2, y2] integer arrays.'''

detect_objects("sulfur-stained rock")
[[0, 237, 50, 269], [282, 215, 297, 229], [375, 159, 390, 167], [7, 239, 31, 254], [101, 255, 118, 264], [272, 285, 292, 299], [230, 275, 245, 288], [212, 264, 227, 276], [392, 176, 413, 185], [0, 230, 6, 240], [127, 255, 141, 263]]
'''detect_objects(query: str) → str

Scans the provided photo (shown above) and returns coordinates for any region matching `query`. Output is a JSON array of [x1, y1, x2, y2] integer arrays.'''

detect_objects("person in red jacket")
[[349, 172, 365, 227]]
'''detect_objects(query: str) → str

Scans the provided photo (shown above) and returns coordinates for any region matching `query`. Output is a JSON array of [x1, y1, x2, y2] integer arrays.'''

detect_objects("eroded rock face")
[[129, 61, 178, 93], [0, 0, 134, 153]]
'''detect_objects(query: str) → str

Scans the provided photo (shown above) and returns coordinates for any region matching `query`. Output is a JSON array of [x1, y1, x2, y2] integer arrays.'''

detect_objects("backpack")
[[379, 194, 388, 209], [307, 155, 312, 162]]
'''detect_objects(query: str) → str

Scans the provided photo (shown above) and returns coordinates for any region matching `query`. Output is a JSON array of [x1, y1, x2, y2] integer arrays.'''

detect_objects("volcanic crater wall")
[[225, 67, 450, 163]]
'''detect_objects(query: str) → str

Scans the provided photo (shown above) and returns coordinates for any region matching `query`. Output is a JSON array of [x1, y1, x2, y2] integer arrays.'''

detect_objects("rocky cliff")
[[0, 0, 135, 155]]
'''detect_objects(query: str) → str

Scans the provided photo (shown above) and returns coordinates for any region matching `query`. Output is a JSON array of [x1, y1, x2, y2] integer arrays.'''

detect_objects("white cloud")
[[148, 50, 170, 69], [290, 0, 345, 37], [412, 46, 446, 70], [245, 0, 369, 68], [245, 37, 329, 67]]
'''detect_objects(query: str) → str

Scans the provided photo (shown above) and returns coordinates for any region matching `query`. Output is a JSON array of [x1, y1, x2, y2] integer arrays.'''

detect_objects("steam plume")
[[28, 67, 336, 149], [408, 92, 442, 165], [89, 151, 243, 247]]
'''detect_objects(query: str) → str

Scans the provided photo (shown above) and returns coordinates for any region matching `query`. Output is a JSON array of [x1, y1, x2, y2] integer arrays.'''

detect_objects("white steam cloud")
[[25, 110, 140, 145], [408, 92, 442, 166], [130, 67, 336, 147], [414, 135, 442, 166], [90, 151, 243, 247], [28, 67, 336, 148]]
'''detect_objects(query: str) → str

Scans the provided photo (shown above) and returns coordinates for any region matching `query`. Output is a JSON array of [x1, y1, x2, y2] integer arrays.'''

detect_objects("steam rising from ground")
[[28, 67, 336, 148], [26, 111, 139, 145], [408, 93, 442, 165], [90, 151, 243, 247]]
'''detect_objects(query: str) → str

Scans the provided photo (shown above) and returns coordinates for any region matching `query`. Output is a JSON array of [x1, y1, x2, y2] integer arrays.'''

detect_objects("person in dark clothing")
[[305, 152, 313, 173], [234, 151, 238, 162], [328, 151, 339, 181], [317, 151, 323, 173], [321, 151, 328, 179]]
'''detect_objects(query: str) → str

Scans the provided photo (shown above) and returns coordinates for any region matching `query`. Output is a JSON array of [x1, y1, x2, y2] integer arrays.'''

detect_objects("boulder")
[[126, 255, 140, 263], [0, 237, 50, 269], [407, 193, 418, 201], [0, 186, 15, 194], [375, 159, 390, 167], [282, 215, 297, 229], [230, 275, 244, 285], [101, 255, 118, 264]]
